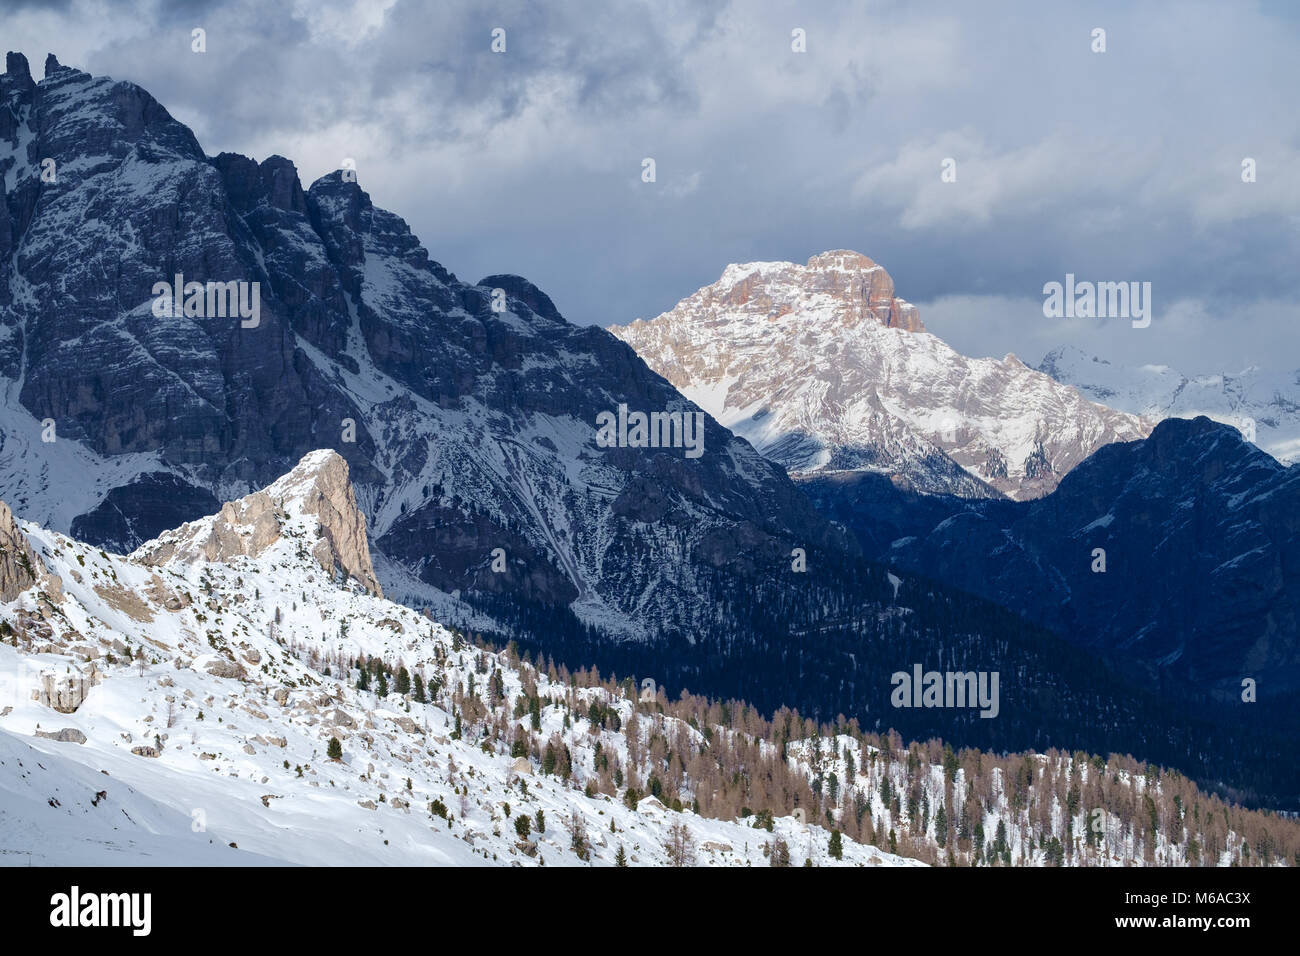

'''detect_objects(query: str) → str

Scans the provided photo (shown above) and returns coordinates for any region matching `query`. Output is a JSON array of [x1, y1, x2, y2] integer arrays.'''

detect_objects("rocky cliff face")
[[134, 450, 383, 598], [0, 499, 40, 601], [0, 53, 845, 640], [611, 252, 1150, 499], [694, 251, 924, 333]]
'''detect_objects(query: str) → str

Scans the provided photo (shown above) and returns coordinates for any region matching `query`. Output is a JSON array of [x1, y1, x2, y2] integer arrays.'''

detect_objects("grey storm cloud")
[[4, 0, 1298, 374]]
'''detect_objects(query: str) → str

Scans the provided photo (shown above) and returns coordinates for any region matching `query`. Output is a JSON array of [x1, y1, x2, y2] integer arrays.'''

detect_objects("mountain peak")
[[478, 273, 564, 323], [212, 151, 307, 214], [133, 450, 383, 598], [805, 249, 879, 271], [693, 250, 924, 334], [612, 255, 1149, 499], [3, 52, 34, 94]]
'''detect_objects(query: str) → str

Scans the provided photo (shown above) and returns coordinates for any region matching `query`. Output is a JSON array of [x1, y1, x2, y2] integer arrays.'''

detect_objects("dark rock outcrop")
[[828, 417, 1300, 700]]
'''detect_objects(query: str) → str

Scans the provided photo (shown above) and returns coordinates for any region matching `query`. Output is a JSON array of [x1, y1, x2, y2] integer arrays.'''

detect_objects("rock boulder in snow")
[[35, 727, 87, 744], [34, 665, 100, 713]]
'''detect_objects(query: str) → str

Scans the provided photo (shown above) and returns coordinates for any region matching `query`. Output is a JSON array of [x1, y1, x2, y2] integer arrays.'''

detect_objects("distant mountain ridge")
[[610, 251, 1150, 500], [1038, 344, 1300, 465], [815, 416, 1300, 704]]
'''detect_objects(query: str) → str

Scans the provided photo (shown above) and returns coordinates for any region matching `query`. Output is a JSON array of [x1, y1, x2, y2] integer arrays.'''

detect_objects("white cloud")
[[2, 0, 1297, 378]]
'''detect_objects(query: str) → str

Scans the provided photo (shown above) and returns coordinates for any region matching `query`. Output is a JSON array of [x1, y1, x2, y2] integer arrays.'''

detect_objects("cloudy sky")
[[8, 0, 1299, 374]]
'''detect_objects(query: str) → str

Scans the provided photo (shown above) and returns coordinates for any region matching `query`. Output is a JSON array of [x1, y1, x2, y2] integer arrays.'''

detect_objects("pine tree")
[[828, 829, 843, 860], [327, 737, 342, 761], [615, 845, 628, 867], [543, 741, 557, 775], [413, 672, 426, 703], [567, 809, 590, 861], [396, 666, 411, 696], [770, 838, 791, 867], [376, 670, 388, 697]]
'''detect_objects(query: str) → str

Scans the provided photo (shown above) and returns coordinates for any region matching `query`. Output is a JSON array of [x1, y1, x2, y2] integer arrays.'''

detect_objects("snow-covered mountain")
[[1038, 345, 1300, 465], [6, 450, 1290, 867], [0, 52, 844, 643], [610, 252, 1150, 500], [0, 450, 915, 867]]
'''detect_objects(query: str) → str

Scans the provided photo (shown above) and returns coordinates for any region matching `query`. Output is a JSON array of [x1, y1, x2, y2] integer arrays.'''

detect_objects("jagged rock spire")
[[0, 499, 41, 601], [134, 450, 383, 599]]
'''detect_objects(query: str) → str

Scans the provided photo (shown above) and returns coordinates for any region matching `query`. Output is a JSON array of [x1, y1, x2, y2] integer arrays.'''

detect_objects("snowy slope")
[[3, 449, 1282, 867], [0, 451, 917, 868], [0, 726, 283, 866], [611, 252, 1151, 500], [1039, 345, 1300, 465]]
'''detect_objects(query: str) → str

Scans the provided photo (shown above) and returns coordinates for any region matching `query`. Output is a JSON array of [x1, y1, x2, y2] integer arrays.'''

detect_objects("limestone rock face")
[[281, 451, 383, 598], [133, 450, 383, 598], [623, 251, 924, 346], [33, 665, 100, 713], [0, 500, 40, 601]]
